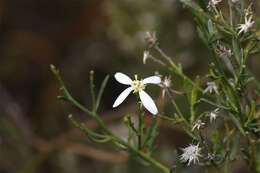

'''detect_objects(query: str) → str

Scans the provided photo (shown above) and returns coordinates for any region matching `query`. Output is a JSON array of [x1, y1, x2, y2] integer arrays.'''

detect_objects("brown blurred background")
[[0, 0, 259, 173]]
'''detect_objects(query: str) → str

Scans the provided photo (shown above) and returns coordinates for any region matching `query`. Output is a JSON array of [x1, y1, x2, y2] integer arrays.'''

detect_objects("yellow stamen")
[[134, 74, 138, 81], [131, 75, 145, 93]]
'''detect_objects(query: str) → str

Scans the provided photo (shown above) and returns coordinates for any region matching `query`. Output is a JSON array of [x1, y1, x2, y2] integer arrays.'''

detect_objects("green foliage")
[[51, 0, 260, 172]]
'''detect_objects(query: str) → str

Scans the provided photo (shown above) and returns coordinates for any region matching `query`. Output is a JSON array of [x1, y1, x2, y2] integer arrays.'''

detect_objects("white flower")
[[203, 81, 218, 94], [180, 143, 202, 166], [209, 108, 220, 123], [237, 15, 254, 35], [207, 0, 222, 11], [113, 72, 161, 115], [192, 120, 205, 131], [143, 51, 150, 64]]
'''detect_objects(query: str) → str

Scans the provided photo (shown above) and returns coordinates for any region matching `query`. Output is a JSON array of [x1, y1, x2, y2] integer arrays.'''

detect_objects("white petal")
[[139, 90, 158, 115], [142, 76, 161, 84], [114, 72, 132, 85], [113, 87, 133, 108]]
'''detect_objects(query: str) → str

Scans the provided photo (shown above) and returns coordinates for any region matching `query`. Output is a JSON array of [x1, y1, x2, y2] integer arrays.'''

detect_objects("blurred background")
[[0, 0, 259, 173]]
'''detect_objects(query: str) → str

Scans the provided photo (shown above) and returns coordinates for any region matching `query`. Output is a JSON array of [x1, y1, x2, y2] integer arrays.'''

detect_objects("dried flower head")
[[145, 31, 157, 47], [245, 3, 253, 17], [216, 43, 232, 58], [180, 143, 202, 166]]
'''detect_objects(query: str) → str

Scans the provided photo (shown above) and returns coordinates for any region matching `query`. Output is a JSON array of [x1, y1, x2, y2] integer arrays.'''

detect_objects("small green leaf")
[[198, 98, 231, 110], [245, 101, 256, 127], [212, 131, 219, 151], [223, 129, 234, 144], [184, 77, 191, 102], [179, 0, 201, 11], [197, 26, 208, 45], [208, 19, 214, 35], [96, 75, 110, 111], [190, 76, 200, 123], [228, 113, 245, 135], [248, 122, 260, 127], [230, 132, 240, 161], [89, 70, 96, 112], [142, 116, 158, 149], [232, 38, 241, 64]]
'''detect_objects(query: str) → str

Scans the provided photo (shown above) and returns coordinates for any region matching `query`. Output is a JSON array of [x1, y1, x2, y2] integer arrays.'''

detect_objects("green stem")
[[51, 65, 171, 173], [70, 95, 170, 172], [138, 101, 143, 150], [89, 70, 96, 112]]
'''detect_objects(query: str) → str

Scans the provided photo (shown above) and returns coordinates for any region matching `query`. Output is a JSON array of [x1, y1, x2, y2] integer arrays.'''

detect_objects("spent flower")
[[207, 0, 222, 12], [216, 43, 232, 58], [192, 120, 205, 131], [143, 50, 150, 64], [180, 143, 202, 166], [145, 31, 157, 47], [209, 108, 220, 123], [160, 76, 172, 98], [204, 81, 218, 94], [245, 3, 253, 17], [113, 72, 161, 115], [207, 153, 215, 160]]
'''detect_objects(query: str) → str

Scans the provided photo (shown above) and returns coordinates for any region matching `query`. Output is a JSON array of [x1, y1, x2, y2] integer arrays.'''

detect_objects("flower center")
[[131, 75, 146, 93]]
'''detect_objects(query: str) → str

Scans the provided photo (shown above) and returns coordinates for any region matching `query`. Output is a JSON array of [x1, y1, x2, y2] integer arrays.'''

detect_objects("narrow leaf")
[[190, 76, 200, 123], [228, 113, 245, 135], [89, 70, 96, 112], [142, 116, 158, 148], [230, 132, 240, 161], [208, 19, 214, 35], [96, 75, 110, 110], [184, 77, 191, 102]]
